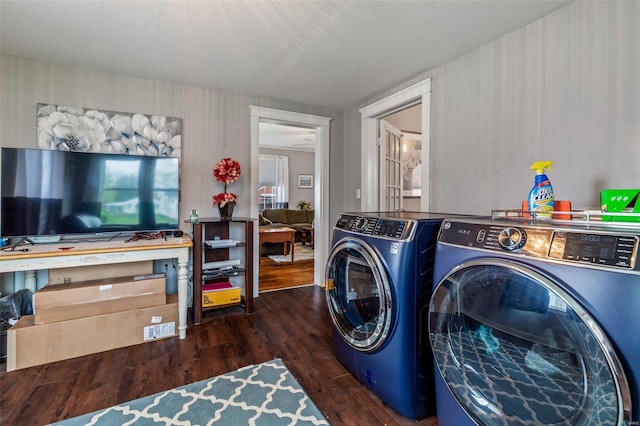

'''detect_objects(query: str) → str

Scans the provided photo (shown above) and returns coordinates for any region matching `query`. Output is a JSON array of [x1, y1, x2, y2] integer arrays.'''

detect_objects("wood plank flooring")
[[0, 286, 438, 426], [258, 247, 315, 292]]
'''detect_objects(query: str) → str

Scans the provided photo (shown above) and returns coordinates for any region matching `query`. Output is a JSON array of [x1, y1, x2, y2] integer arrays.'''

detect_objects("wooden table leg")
[[290, 234, 295, 262]]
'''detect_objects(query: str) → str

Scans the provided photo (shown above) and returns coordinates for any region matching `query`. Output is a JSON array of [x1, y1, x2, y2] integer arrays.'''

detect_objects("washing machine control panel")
[[497, 227, 527, 251], [335, 214, 410, 239], [440, 220, 639, 271]]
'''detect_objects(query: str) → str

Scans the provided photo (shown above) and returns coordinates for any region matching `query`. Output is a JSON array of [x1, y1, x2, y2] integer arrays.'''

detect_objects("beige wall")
[[340, 107, 362, 213], [384, 104, 421, 134], [259, 147, 315, 208], [346, 1, 640, 215], [0, 55, 343, 233]]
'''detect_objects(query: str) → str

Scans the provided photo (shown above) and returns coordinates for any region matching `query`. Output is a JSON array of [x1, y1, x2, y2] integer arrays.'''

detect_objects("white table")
[[0, 236, 192, 339]]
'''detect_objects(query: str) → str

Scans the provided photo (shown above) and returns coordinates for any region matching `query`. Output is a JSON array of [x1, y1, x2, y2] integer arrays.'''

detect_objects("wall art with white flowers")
[[402, 132, 422, 197], [36, 103, 181, 159]]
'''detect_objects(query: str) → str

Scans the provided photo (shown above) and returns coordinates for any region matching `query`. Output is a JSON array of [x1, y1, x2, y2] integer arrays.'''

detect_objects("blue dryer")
[[429, 217, 639, 426], [325, 212, 453, 419]]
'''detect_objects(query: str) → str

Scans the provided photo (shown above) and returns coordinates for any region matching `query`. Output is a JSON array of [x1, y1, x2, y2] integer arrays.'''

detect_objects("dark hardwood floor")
[[0, 286, 438, 425]]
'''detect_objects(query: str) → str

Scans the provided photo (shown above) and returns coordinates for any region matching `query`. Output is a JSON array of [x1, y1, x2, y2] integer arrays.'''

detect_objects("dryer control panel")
[[548, 231, 637, 269], [335, 214, 412, 239], [439, 220, 639, 271]]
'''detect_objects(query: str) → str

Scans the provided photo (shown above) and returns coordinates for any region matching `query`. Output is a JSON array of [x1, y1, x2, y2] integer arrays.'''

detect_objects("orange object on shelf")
[[522, 200, 572, 220]]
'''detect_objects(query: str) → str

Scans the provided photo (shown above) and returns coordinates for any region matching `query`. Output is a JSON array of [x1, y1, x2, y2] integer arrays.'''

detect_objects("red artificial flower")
[[213, 192, 237, 207], [213, 158, 240, 209], [213, 158, 241, 184]]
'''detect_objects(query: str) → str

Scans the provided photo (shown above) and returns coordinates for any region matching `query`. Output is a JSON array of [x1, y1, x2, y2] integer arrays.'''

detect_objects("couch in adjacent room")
[[259, 208, 314, 256]]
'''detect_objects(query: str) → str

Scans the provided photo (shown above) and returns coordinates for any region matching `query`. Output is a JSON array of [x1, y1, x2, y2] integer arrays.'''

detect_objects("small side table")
[[300, 226, 314, 249], [259, 227, 296, 261]]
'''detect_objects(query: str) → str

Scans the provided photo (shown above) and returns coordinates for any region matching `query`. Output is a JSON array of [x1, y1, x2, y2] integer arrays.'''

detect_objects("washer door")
[[325, 238, 393, 352], [429, 259, 631, 426]]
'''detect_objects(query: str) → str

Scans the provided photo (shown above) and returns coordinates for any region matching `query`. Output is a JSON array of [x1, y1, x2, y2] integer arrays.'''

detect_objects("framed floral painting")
[[36, 103, 181, 159], [402, 132, 421, 197]]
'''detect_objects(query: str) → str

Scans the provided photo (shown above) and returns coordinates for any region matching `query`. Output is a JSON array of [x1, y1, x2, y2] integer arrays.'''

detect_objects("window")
[[258, 154, 289, 210]]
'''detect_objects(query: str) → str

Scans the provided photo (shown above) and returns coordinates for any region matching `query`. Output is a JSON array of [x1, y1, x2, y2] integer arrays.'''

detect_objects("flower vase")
[[219, 202, 235, 220]]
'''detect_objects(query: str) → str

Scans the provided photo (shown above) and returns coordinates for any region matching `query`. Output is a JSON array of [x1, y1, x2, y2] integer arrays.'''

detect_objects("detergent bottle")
[[528, 161, 555, 218]]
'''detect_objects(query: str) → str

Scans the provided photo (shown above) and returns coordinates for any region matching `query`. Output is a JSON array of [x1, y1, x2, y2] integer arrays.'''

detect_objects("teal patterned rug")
[[52, 358, 329, 426]]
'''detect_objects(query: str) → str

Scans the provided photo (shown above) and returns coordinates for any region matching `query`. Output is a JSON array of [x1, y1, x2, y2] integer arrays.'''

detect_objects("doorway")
[[359, 78, 431, 212], [257, 123, 315, 292], [382, 104, 423, 211], [250, 107, 331, 297]]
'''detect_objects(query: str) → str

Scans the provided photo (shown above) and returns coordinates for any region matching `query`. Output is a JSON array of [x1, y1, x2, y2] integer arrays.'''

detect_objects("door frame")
[[359, 78, 431, 211], [250, 106, 331, 294]]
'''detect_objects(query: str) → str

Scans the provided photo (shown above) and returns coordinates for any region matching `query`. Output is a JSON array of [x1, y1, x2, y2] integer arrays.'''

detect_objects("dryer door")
[[429, 258, 631, 426], [325, 238, 393, 352]]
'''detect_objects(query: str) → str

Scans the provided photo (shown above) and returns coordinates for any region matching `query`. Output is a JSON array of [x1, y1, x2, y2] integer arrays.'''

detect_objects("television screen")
[[1, 148, 179, 238]]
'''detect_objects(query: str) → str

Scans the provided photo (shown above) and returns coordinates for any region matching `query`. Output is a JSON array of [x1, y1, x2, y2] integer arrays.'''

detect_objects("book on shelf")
[[203, 281, 234, 292], [202, 281, 241, 308]]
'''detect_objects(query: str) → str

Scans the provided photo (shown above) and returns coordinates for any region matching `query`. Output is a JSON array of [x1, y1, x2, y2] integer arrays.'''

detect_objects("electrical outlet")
[[356, 188, 361, 199]]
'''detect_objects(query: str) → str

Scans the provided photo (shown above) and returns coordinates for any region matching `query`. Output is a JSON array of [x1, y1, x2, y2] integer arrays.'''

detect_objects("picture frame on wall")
[[298, 174, 313, 188], [402, 132, 421, 197], [36, 103, 182, 159]]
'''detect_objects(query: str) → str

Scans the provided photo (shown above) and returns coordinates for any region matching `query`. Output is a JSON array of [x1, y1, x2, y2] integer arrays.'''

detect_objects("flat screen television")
[[1, 148, 180, 239]]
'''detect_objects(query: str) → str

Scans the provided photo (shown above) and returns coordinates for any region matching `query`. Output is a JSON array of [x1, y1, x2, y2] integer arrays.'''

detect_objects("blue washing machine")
[[429, 216, 639, 426], [325, 211, 457, 419]]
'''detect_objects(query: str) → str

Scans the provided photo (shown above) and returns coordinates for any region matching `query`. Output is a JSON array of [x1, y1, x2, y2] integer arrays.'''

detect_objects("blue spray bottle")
[[528, 161, 555, 218]]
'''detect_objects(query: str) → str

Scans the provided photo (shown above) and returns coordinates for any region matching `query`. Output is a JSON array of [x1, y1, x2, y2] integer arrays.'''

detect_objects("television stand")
[[0, 235, 193, 339]]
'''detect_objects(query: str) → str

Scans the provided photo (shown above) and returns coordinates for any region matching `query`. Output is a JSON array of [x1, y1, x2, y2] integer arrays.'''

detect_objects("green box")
[[600, 189, 640, 222]]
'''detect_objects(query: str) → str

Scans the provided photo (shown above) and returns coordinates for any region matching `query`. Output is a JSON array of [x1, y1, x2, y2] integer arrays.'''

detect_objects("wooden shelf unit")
[[187, 217, 255, 324]]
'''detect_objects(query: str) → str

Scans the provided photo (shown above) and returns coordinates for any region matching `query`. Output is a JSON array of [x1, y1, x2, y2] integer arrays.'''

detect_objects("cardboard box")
[[600, 189, 640, 222], [7, 295, 178, 371], [34, 273, 166, 324], [202, 282, 241, 308], [48, 261, 153, 285]]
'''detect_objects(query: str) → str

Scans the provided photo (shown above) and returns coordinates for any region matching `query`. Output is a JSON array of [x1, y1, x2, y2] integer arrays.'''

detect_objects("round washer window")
[[325, 238, 393, 352], [429, 259, 630, 426]]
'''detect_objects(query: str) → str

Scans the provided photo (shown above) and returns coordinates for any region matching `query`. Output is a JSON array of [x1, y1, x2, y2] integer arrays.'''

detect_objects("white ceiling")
[[260, 122, 316, 152], [0, 0, 571, 113]]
